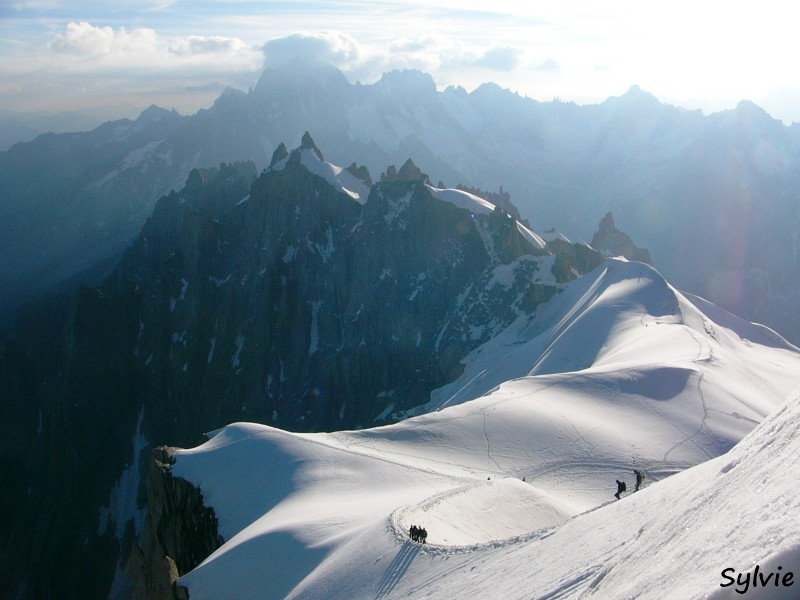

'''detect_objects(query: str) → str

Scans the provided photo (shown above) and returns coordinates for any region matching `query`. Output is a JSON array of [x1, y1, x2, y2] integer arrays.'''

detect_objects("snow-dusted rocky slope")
[[170, 258, 800, 599]]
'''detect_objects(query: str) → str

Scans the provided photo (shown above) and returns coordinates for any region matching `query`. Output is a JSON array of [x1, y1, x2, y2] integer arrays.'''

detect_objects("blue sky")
[[2, 1, 799, 123]]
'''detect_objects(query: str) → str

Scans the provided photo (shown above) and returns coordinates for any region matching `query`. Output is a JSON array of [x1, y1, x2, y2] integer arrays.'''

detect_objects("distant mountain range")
[[2, 60, 799, 343], [0, 108, 109, 152]]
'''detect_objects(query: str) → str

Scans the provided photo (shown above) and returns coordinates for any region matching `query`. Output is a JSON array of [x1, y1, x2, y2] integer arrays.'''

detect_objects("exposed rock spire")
[[300, 131, 324, 161], [269, 142, 289, 168]]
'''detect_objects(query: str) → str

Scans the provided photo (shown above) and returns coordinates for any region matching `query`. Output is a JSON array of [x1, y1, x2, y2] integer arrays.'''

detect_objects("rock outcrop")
[[590, 212, 652, 265], [131, 446, 222, 600]]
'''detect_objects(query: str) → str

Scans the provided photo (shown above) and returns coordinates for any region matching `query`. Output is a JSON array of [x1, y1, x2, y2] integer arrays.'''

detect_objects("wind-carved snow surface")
[[425, 185, 495, 215], [171, 259, 800, 600], [515, 221, 548, 250]]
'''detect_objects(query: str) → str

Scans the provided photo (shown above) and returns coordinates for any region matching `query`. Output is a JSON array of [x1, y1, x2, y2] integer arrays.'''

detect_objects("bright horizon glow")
[[1, 1, 800, 124]]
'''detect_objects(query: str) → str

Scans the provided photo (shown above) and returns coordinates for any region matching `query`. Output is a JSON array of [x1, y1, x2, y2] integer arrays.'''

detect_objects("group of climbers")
[[615, 469, 645, 499]]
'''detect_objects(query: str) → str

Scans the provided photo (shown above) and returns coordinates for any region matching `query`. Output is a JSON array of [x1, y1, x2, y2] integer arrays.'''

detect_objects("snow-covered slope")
[[171, 259, 800, 599]]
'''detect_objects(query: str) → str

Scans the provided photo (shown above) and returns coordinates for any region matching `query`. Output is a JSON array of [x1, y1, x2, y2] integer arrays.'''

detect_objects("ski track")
[[538, 567, 604, 600], [389, 484, 560, 556], [480, 408, 504, 473], [661, 371, 714, 463], [372, 542, 420, 600]]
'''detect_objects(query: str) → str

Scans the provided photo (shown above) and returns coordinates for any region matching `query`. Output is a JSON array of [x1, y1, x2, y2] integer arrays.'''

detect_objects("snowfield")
[[172, 259, 800, 599]]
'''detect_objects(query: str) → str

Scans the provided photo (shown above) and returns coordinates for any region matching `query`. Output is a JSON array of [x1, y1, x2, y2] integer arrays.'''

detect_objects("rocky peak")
[[590, 211, 652, 264], [380, 158, 428, 183], [346, 162, 373, 187], [375, 69, 437, 99], [597, 211, 616, 234], [300, 131, 324, 161], [137, 104, 181, 125], [270, 142, 289, 168], [730, 100, 783, 135]]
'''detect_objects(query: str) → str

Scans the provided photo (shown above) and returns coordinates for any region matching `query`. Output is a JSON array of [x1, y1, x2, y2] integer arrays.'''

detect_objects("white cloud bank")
[[48, 21, 262, 72]]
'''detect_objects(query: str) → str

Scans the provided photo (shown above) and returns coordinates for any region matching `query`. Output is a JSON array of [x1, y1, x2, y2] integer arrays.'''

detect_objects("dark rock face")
[[120, 142, 586, 434], [590, 211, 652, 265], [130, 446, 221, 600], [0, 141, 602, 598]]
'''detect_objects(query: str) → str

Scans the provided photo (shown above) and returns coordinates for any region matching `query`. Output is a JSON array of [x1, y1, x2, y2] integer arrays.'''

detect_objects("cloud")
[[534, 58, 559, 72], [0, 20, 266, 115], [262, 32, 362, 68], [169, 36, 250, 57], [50, 21, 158, 57], [471, 46, 520, 71], [47, 21, 262, 72]]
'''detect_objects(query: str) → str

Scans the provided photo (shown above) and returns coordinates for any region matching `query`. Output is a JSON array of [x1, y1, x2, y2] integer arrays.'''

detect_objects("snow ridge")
[[171, 259, 800, 599]]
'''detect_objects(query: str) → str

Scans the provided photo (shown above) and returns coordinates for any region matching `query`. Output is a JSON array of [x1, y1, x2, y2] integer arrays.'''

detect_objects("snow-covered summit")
[[171, 258, 800, 599], [269, 133, 371, 203]]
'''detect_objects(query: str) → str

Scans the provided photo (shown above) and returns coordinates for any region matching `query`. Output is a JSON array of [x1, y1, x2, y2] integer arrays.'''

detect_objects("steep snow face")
[[171, 258, 800, 599]]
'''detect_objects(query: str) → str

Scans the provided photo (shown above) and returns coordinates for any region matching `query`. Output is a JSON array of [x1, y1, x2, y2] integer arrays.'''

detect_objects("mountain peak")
[[300, 131, 324, 161], [345, 162, 373, 188], [733, 99, 775, 125], [590, 211, 652, 264], [605, 85, 662, 112], [270, 137, 370, 203], [252, 59, 350, 99], [269, 142, 289, 168], [380, 158, 428, 183], [137, 104, 180, 124], [376, 69, 437, 98]]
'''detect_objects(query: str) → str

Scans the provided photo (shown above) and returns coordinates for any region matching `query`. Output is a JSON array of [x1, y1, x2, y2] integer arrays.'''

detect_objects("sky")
[[2, 1, 800, 124]]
